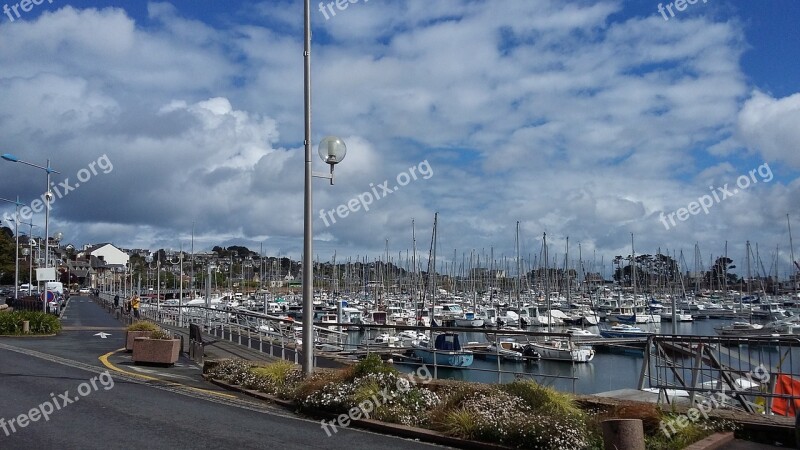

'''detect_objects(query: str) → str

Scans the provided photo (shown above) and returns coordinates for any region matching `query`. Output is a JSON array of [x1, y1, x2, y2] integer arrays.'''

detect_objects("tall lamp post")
[[146, 254, 161, 315], [2, 154, 60, 310], [165, 248, 184, 326], [0, 196, 25, 299], [301, 0, 348, 377]]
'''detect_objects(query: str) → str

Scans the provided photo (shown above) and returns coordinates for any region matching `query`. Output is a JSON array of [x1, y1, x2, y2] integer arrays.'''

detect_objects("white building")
[[81, 243, 130, 267]]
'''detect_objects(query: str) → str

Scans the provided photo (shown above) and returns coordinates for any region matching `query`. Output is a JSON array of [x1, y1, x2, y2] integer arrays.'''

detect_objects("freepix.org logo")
[[659, 162, 773, 231], [1, 370, 114, 437], [3, 0, 56, 23], [319, 160, 433, 227], [1, 154, 113, 224]]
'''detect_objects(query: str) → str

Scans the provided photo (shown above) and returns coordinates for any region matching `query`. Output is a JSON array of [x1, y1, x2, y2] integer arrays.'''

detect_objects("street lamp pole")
[[301, 0, 315, 376], [2, 154, 60, 312], [165, 248, 184, 326], [0, 196, 24, 299], [301, 0, 348, 376]]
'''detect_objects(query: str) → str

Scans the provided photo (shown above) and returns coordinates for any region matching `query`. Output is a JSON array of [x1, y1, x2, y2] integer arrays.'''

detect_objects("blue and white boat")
[[412, 332, 474, 367], [599, 324, 655, 338]]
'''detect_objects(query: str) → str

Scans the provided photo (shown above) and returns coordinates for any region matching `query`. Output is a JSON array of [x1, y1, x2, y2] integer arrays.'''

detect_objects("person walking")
[[131, 292, 141, 319], [113, 294, 120, 309]]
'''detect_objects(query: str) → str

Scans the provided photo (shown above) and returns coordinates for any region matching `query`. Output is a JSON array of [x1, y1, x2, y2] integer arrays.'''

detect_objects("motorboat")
[[599, 324, 655, 338], [714, 322, 765, 336], [525, 338, 594, 362], [486, 339, 539, 362], [565, 327, 600, 339], [361, 332, 400, 347], [398, 330, 429, 347], [454, 310, 485, 328], [660, 307, 693, 322]]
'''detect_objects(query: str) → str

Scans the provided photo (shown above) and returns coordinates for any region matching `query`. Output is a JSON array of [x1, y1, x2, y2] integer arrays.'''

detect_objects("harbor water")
[[352, 319, 800, 394]]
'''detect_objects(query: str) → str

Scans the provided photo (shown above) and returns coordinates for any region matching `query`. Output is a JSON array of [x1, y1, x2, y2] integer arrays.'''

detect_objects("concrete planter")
[[132, 337, 180, 365], [126, 331, 153, 351]]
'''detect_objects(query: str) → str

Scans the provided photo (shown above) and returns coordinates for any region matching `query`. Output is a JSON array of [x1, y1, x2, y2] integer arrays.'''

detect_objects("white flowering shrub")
[[206, 359, 256, 386], [431, 385, 592, 448], [299, 370, 440, 426]]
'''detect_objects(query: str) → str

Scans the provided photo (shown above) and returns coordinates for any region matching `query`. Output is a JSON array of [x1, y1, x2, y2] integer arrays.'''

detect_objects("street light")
[[145, 254, 161, 315], [2, 153, 60, 310], [0, 196, 25, 299], [165, 248, 185, 327], [301, 0, 348, 376], [27, 238, 36, 293]]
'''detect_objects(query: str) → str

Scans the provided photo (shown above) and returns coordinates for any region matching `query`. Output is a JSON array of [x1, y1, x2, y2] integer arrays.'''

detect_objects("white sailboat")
[[526, 338, 595, 362]]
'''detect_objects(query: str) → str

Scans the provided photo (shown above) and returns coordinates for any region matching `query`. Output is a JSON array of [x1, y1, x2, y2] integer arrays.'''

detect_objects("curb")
[[0, 334, 57, 338], [683, 432, 734, 450], [204, 375, 513, 450]]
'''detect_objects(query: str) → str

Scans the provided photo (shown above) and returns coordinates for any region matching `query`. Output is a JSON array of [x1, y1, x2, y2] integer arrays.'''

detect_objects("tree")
[[706, 257, 738, 289], [0, 226, 15, 284]]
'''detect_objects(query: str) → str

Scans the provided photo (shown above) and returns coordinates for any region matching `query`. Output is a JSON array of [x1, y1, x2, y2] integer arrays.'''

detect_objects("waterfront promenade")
[[0, 295, 442, 449]]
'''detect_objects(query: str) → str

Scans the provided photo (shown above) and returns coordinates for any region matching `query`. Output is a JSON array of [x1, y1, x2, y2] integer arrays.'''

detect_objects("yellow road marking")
[[98, 349, 236, 399]]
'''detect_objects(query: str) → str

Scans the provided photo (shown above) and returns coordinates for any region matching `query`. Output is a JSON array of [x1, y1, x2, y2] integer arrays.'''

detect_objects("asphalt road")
[[0, 297, 444, 449]]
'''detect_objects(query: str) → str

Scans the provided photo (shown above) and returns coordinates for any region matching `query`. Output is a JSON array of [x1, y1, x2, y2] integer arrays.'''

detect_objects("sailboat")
[[412, 332, 474, 367], [411, 213, 473, 368], [525, 338, 595, 362]]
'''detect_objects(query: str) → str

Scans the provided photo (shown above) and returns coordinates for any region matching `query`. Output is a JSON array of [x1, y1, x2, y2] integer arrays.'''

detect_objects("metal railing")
[[96, 293, 591, 387], [639, 334, 800, 415]]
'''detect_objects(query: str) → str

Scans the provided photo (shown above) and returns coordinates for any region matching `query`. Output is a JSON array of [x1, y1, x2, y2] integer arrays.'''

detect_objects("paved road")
[[0, 297, 444, 449]]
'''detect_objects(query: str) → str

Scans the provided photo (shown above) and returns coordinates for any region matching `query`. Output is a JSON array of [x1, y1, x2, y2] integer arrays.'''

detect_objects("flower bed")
[[205, 354, 734, 449], [0, 310, 61, 335]]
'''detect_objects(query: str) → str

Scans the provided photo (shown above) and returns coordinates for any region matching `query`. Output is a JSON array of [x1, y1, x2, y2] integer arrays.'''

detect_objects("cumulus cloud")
[[0, 1, 797, 275], [738, 91, 800, 169]]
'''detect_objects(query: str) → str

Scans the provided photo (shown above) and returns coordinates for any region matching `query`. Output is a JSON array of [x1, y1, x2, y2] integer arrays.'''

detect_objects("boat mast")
[[631, 233, 636, 303], [543, 232, 550, 334], [789, 214, 797, 297], [746, 240, 752, 323], [564, 236, 570, 309], [515, 221, 521, 309], [412, 219, 416, 322]]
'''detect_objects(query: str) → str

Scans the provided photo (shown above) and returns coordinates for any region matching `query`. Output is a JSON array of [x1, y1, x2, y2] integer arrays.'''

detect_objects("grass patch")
[[502, 380, 584, 418], [438, 408, 479, 439]]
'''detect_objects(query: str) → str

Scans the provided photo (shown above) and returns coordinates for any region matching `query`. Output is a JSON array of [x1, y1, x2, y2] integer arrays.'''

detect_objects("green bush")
[[348, 353, 398, 380], [127, 321, 159, 331], [0, 311, 61, 335]]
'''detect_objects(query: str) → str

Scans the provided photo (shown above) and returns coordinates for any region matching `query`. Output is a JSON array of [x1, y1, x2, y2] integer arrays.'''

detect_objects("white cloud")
[[738, 90, 800, 169], [0, 1, 797, 276]]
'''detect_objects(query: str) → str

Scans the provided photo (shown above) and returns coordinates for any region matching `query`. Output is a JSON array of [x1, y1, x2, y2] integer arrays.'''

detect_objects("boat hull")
[[527, 342, 594, 362], [412, 349, 474, 367], [454, 318, 485, 327]]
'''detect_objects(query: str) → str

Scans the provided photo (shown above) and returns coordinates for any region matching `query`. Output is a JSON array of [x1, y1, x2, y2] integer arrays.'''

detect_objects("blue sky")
[[1, 1, 799, 278]]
